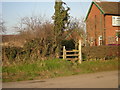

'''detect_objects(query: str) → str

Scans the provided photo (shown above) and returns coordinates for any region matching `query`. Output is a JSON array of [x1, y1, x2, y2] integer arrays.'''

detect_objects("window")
[[98, 36, 102, 45], [90, 37, 94, 42], [108, 37, 115, 44], [90, 37, 94, 46], [112, 16, 120, 26]]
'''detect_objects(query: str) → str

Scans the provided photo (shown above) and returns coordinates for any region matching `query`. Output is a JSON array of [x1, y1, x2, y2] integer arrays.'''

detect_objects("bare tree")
[[13, 16, 46, 41], [65, 17, 86, 48], [0, 18, 6, 34], [13, 15, 55, 58]]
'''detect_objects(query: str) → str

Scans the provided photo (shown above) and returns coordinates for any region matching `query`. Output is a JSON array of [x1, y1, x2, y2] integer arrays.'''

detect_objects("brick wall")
[[86, 4, 103, 46], [105, 15, 120, 45]]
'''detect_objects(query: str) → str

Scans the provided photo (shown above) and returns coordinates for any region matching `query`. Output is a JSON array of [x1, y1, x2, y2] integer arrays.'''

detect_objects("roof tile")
[[96, 2, 120, 15]]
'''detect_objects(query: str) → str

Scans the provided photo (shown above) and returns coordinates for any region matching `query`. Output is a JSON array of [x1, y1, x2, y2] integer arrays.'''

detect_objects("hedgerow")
[[82, 45, 119, 60]]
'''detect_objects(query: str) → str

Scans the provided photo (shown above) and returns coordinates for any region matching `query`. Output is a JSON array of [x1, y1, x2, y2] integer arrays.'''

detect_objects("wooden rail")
[[66, 54, 79, 56], [65, 50, 79, 52], [62, 40, 82, 63]]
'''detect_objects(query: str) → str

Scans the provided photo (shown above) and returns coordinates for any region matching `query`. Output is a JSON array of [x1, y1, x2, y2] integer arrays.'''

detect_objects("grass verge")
[[2, 58, 118, 82]]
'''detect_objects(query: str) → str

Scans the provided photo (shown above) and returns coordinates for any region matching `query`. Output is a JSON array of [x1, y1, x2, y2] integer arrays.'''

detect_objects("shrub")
[[82, 45, 119, 60], [2, 38, 55, 64], [61, 39, 75, 50], [3, 47, 22, 61]]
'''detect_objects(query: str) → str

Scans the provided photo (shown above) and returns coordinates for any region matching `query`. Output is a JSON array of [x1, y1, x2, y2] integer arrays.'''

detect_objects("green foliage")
[[3, 47, 22, 61], [53, 0, 70, 34], [61, 39, 75, 50], [2, 38, 56, 63], [23, 39, 41, 57], [52, 0, 70, 55], [3, 43, 119, 64], [24, 38, 54, 57]]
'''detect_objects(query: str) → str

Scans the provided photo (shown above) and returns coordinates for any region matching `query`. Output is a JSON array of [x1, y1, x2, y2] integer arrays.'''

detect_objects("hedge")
[[82, 45, 119, 60], [2, 45, 119, 63]]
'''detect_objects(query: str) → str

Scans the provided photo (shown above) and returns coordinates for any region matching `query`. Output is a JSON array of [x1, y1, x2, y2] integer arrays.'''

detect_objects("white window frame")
[[98, 35, 102, 46], [112, 16, 120, 26]]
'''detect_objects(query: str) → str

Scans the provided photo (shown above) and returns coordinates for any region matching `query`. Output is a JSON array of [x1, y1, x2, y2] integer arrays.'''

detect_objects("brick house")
[[85, 2, 120, 46]]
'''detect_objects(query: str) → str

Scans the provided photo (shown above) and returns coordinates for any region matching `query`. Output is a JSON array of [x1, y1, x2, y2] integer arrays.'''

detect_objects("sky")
[[1, 0, 120, 34]]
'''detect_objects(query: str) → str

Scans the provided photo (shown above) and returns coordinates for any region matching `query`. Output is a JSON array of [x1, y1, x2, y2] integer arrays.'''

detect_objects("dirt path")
[[2, 71, 119, 88]]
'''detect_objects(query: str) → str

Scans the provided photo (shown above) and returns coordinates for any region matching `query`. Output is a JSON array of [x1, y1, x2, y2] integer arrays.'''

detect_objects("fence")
[[62, 40, 82, 63]]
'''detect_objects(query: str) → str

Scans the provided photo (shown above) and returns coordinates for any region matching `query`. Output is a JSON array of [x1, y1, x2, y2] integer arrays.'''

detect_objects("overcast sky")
[[1, 0, 119, 34]]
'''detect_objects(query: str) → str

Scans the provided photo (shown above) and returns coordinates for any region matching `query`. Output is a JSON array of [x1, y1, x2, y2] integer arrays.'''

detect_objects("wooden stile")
[[78, 40, 82, 64], [62, 40, 82, 63], [63, 46, 66, 59]]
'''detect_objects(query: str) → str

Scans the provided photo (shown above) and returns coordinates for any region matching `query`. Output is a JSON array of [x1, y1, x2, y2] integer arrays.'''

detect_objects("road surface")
[[2, 71, 119, 88]]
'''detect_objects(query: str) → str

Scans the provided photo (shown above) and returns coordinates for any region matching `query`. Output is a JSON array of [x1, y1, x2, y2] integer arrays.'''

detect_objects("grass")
[[2, 58, 118, 82]]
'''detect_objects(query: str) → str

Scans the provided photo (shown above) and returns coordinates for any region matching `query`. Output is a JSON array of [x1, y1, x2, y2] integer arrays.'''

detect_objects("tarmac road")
[[2, 70, 119, 88]]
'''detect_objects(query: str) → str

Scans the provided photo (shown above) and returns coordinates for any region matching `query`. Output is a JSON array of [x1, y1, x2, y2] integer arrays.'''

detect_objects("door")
[[98, 36, 102, 46]]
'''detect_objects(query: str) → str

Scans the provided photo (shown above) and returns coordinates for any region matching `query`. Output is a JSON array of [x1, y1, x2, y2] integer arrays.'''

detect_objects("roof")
[[85, 2, 120, 21], [96, 2, 120, 15], [2, 35, 19, 42]]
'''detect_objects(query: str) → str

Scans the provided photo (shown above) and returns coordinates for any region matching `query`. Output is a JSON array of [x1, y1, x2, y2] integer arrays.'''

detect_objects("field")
[[2, 58, 118, 82]]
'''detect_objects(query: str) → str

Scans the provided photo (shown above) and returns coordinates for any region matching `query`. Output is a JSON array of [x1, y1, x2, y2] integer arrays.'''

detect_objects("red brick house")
[[85, 2, 120, 46]]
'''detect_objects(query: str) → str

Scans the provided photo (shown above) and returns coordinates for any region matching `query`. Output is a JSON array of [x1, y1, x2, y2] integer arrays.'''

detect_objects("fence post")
[[78, 40, 82, 64], [63, 46, 66, 60]]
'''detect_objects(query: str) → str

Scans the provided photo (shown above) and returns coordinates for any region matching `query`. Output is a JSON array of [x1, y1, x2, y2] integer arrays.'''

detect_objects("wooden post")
[[63, 46, 66, 60], [78, 40, 82, 64]]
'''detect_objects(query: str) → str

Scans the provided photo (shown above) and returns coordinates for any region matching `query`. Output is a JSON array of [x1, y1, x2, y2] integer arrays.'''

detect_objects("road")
[[2, 71, 119, 88]]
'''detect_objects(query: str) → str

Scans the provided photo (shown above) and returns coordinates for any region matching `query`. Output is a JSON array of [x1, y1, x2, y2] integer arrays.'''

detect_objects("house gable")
[[85, 2, 120, 21], [85, 2, 105, 21]]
